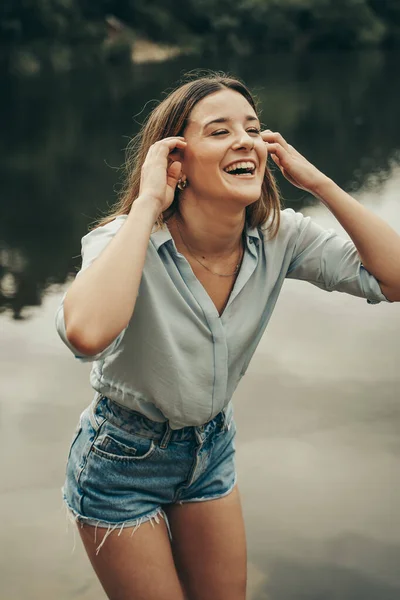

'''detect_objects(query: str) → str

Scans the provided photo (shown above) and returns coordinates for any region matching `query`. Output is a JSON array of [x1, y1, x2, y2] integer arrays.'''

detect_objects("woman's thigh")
[[165, 485, 247, 600], [79, 519, 186, 600]]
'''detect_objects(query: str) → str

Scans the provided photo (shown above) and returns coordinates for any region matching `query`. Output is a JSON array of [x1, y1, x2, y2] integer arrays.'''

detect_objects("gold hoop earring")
[[177, 178, 188, 190]]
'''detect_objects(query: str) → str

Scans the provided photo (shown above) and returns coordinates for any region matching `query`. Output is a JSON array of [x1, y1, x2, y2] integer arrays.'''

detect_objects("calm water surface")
[[1, 50, 400, 599]]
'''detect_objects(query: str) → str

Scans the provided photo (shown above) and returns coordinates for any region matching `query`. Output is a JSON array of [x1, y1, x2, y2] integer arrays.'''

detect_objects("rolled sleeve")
[[286, 210, 390, 304], [55, 216, 128, 361], [55, 293, 126, 362]]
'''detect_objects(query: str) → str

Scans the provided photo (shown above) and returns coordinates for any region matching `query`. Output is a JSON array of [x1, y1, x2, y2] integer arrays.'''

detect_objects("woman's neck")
[[169, 204, 245, 260]]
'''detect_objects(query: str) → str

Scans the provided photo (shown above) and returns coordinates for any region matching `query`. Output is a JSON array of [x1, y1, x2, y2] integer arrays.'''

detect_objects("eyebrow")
[[202, 115, 260, 130]]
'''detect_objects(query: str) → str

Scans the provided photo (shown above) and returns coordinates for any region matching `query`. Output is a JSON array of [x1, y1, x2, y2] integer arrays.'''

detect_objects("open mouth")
[[223, 161, 256, 178]]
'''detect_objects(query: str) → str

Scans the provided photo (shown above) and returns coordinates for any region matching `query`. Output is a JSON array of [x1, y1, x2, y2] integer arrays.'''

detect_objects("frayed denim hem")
[[176, 473, 237, 505], [63, 491, 172, 555]]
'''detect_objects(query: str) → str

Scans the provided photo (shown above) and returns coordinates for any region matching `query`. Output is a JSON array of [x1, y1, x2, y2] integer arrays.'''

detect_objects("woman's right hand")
[[139, 137, 187, 215]]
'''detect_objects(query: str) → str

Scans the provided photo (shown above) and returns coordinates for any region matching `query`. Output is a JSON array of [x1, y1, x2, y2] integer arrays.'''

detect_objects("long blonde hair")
[[91, 72, 281, 236]]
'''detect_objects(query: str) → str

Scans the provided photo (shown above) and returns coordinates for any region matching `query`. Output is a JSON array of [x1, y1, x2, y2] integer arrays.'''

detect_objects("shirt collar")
[[245, 223, 260, 242], [150, 221, 260, 252], [150, 224, 172, 250]]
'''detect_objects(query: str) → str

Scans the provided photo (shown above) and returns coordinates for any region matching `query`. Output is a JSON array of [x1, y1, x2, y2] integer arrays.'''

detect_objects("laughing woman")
[[56, 73, 400, 600]]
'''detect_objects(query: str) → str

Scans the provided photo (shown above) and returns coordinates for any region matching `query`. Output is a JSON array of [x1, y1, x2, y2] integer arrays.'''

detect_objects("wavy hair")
[[91, 71, 281, 236]]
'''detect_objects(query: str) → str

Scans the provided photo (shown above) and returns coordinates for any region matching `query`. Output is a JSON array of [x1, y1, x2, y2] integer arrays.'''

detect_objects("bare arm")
[[264, 130, 400, 302], [64, 197, 159, 356], [63, 136, 187, 356], [313, 178, 400, 301]]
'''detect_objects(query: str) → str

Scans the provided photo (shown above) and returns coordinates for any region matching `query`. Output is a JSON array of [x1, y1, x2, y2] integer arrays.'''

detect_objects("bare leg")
[[78, 517, 186, 600], [165, 485, 247, 600]]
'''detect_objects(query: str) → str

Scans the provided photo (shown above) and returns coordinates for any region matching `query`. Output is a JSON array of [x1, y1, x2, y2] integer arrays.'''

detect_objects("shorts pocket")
[[92, 433, 157, 462]]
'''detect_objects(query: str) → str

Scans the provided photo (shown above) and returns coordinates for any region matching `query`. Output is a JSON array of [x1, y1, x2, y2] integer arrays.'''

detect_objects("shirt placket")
[[172, 238, 259, 420]]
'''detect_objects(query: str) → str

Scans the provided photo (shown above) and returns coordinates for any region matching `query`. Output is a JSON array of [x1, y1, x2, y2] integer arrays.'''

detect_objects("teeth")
[[224, 161, 255, 173]]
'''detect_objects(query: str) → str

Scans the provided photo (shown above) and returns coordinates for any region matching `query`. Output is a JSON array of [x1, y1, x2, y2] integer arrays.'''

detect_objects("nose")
[[231, 131, 254, 151]]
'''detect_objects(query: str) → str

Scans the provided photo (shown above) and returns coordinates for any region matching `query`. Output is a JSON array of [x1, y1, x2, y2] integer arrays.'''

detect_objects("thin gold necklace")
[[175, 218, 244, 278]]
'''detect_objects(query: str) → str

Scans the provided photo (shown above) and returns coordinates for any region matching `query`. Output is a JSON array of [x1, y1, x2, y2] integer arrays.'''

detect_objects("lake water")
[[1, 50, 400, 599]]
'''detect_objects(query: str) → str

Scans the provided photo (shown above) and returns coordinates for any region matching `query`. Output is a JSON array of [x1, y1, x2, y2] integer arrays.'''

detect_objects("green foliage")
[[305, 0, 386, 48], [182, 0, 387, 53], [0, 0, 399, 64], [0, 0, 99, 43], [367, 0, 400, 45]]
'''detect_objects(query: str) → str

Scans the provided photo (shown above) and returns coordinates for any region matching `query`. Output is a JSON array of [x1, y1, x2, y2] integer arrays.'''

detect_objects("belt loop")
[[194, 426, 204, 445], [159, 421, 172, 449]]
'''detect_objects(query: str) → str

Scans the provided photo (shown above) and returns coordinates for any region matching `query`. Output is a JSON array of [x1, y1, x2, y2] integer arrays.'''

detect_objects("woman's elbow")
[[65, 324, 106, 357], [379, 282, 400, 302]]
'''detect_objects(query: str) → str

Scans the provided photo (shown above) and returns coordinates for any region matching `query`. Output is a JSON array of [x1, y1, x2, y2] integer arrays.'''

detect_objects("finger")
[[166, 161, 182, 188], [261, 130, 291, 152], [147, 139, 186, 165], [269, 153, 281, 167], [168, 146, 185, 160], [156, 136, 186, 142], [265, 142, 288, 161], [167, 146, 184, 166], [149, 138, 187, 156], [163, 141, 187, 161], [155, 137, 186, 148], [265, 131, 290, 152]]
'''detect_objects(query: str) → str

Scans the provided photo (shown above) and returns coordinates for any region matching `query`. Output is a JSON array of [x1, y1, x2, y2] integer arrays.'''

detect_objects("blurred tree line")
[[1, 0, 400, 69]]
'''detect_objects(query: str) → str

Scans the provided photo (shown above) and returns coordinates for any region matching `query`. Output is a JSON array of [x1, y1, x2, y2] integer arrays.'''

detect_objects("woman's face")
[[182, 88, 268, 208]]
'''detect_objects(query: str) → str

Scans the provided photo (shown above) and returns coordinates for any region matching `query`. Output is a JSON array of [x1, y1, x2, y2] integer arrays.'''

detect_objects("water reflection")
[[1, 50, 400, 318], [1, 50, 400, 600], [264, 550, 400, 600], [2, 182, 399, 598], [232, 173, 400, 599]]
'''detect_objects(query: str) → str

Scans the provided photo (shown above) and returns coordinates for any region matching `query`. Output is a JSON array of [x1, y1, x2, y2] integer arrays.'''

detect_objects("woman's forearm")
[[263, 130, 400, 301], [313, 177, 400, 301], [64, 195, 160, 355]]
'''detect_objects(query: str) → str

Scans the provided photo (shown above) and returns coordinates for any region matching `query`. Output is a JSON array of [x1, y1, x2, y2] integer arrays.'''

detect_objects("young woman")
[[56, 73, 400, 600]]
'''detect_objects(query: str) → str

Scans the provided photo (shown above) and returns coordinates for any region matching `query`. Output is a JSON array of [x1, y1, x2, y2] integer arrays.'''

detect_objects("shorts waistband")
[[89, 394, 233, 448]]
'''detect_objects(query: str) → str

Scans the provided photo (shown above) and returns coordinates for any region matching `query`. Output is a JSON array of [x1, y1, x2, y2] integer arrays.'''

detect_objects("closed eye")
[[211, 128, 261, 136]]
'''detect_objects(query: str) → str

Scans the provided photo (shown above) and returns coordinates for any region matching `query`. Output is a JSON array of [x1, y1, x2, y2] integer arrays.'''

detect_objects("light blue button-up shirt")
[[55, 208, 389, 429]]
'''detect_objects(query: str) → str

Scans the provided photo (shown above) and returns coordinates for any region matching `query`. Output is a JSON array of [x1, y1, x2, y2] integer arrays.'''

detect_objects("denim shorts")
[[63, 394, 237, 550]]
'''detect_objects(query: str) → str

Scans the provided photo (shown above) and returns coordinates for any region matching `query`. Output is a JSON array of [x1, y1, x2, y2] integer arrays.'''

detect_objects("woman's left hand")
[[262, 130, 329, 195]]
